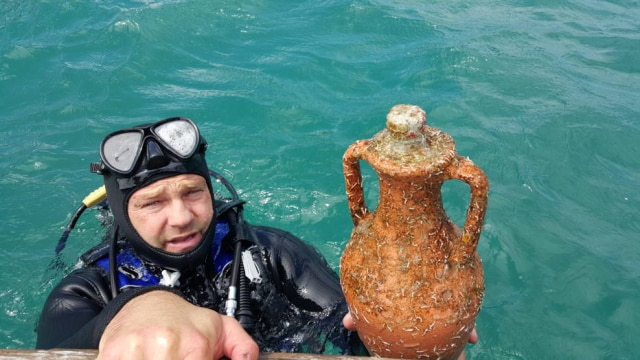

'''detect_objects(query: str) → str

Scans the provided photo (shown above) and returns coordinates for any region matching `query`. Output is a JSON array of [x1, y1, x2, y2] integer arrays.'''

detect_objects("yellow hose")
[[82, 185, 107, 207]]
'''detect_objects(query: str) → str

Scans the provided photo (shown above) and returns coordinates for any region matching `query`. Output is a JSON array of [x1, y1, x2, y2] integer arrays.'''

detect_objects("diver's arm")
[[254, 226, 344, 311], [253, 226, 368, 355], [36, 268, 110, 349], [35, 268, 176, 349]]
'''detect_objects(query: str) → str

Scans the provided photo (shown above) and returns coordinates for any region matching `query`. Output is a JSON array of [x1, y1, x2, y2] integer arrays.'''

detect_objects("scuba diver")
[[36, 117, 366, 359]]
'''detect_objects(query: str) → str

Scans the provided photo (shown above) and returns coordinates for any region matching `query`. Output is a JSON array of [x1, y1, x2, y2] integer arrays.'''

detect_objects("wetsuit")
[[36, 202, 365, 354]]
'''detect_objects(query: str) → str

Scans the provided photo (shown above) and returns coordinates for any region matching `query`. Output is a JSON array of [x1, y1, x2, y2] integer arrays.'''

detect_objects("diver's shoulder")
[[50, 266, 112, 305]]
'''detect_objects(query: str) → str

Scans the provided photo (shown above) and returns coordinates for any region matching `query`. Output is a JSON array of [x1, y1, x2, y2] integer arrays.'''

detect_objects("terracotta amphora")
[[340, 104, 489, 359]]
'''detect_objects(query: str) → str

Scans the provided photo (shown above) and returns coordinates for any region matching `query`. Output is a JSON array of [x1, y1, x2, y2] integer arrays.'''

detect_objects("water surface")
[[1, 1, 639, 358]]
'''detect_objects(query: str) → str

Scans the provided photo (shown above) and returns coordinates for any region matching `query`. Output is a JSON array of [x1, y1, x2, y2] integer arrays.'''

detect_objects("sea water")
[[1, 0, 639, 358]]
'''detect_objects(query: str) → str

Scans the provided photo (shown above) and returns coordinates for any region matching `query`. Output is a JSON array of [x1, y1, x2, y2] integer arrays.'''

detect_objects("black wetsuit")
[[36, 202, 365, 355]]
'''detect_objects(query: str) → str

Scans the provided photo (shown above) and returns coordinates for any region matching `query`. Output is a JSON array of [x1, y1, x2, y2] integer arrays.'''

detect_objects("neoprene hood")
[[95, 117, 215, 271]]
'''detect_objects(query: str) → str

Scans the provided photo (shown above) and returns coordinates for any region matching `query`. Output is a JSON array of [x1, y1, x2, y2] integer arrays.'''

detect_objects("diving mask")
[[97, 117, 202, 175]]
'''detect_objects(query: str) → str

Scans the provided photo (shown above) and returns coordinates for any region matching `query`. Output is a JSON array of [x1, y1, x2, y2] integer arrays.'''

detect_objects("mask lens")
[[101, 131, 144, 173], [153, 119, 199, 157]]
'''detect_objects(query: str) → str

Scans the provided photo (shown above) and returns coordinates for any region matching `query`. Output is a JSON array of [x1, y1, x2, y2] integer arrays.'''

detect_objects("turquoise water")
[[1, 0, 639, 358]]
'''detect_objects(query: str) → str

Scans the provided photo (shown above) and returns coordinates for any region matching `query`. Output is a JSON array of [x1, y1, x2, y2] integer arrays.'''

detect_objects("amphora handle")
[[446, 156, 489, 263], [343, 141, 370, 226]]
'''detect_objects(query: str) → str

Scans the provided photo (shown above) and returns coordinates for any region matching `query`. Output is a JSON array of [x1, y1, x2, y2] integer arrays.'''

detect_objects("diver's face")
[[128, 174, 213, 254]]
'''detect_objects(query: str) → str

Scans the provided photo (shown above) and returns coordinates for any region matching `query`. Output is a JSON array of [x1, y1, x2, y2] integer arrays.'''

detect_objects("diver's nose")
[[167, 198, 195, 229]]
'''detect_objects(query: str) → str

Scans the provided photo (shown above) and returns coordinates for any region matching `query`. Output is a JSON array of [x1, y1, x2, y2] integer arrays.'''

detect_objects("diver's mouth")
[[165, 232, 201, 253]]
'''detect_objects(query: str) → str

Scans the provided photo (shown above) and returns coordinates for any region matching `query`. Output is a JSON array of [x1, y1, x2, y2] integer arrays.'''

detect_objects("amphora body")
[[340, 105, 489, 359]]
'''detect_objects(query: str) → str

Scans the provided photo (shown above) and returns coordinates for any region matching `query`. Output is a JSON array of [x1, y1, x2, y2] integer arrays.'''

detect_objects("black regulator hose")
[[224, 206, 255, 331], [55, 204, 86, 256], [209, 169, 239, 200], [226, 237, 242, 317], [210, 169, 254, 328], [236, 257, 255, 331], [108, 225, 120, 299], [54, 185, 107, 256], [50, 186, 107, 271]]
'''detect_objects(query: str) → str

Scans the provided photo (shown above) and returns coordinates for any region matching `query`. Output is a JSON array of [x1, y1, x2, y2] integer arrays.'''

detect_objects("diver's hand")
[[456, 325, 478, 360], [342, 312, 357, 331], [98, 290, 259, 360], [342, 312, 478, 358]]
